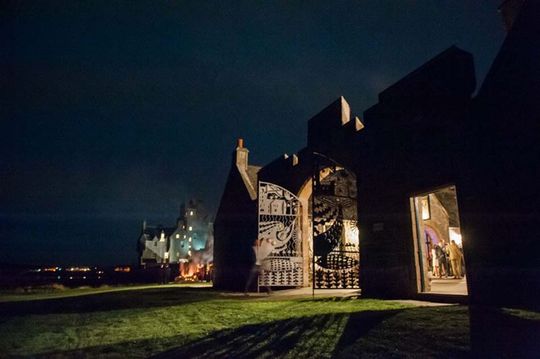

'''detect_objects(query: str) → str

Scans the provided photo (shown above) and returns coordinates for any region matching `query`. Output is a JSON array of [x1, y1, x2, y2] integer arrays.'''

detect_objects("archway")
[[297, 153, 360, 290]]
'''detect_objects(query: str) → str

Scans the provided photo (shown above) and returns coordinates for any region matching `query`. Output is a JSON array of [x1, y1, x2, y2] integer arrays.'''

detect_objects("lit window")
[[190, 211, 193, 216], [189, 226, 192, 231], [175, 234, 180, 239], [188, 250, 192, 256], [183, 235, 186, 239], [189, 237, 192, 242], [421, 196, 431, 220]]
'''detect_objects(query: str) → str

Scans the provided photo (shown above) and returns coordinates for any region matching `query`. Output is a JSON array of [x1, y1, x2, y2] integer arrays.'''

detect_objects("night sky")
[[2, 1, 505, 266]]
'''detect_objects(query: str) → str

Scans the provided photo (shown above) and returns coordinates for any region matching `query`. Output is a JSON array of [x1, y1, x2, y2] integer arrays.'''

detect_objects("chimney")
[[235, 138, 249, 170], [498, 0, 525, 32]]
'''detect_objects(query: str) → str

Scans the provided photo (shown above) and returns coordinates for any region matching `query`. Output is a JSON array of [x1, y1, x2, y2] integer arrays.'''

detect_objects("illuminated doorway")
[[257, 154, 360, 291], [297, 154, 360, 290], [411, 185, 467, 295]]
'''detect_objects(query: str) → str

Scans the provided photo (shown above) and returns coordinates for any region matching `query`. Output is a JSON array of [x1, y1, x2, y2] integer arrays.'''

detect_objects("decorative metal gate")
[[258, 181, 303, 287], [312, 154, 359, 289]]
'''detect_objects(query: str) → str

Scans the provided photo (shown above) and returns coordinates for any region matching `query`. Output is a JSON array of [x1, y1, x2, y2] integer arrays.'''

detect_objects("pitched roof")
[[142, 226, 177, 239], [237, 164, 261, 200]]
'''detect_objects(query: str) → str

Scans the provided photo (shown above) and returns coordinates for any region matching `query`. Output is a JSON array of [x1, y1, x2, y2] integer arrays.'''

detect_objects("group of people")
[[430, 240, 464, 279]]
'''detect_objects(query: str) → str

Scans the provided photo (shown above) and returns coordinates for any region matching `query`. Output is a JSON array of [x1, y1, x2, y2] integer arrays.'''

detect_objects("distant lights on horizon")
[[66, 266, 91, 272], [29, 266, 131, 277]]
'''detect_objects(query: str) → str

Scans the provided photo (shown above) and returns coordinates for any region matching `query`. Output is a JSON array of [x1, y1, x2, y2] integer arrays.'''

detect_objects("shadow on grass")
[[21, 306, 490, 358], [0, 287, 218, 317], [34, 310, 400, 359], [470, 305, 540, 358], [152, 310, 401, 359]]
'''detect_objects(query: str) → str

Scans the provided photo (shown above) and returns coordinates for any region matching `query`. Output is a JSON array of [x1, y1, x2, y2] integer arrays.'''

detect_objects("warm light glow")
[[449, 227, 463, 246], [343, 220, 359, 246], [190, 211, 193, 216], [175, 234, 180, 239], [114, 266, 131, 272], [421, 196, 430, 220], [189, 226, 192, 231]]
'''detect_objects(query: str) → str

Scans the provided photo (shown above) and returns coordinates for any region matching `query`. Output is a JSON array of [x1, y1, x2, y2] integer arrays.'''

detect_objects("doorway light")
[[449, 227, 462, 246]]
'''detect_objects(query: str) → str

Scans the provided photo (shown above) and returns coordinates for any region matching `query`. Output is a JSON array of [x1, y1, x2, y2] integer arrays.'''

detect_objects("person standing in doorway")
[[431, 243, 441, 278], [435, 243, 447, 278], [431, 245, 440, 278], [448, 240, 463, 279]]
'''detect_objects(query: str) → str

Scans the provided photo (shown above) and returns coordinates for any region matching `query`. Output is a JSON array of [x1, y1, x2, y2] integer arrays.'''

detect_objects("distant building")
[[138, 200, 213, 280], [139, 224, 174, 265]]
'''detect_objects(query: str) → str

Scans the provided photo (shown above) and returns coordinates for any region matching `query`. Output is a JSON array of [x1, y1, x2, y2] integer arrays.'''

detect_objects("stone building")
[[139, 223, 174, 265], [138, 200, 214, 280], [214, 0, 539, 314]]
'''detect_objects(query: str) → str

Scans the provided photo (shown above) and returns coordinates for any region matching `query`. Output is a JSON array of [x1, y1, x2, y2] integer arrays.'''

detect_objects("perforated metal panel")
[[312, 155, 359, 289], [257, 182, 303, 287]]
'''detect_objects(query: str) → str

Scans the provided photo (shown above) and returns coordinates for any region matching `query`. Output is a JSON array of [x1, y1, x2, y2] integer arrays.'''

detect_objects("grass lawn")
[[0, 285, 472, 358]]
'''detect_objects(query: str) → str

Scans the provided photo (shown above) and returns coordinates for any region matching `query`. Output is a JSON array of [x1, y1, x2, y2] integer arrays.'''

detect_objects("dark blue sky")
[[1, 1, 504, 265]]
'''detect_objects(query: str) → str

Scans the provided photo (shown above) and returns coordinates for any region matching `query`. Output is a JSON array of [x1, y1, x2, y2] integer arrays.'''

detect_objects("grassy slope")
[[0, 283, 212, 302], [0, 286, 471, 358]]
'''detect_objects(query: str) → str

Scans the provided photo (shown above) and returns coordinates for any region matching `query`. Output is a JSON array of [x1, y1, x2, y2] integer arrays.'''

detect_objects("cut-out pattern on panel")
[[258, 182, 303, 287], [313, 157, 359, 289]]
